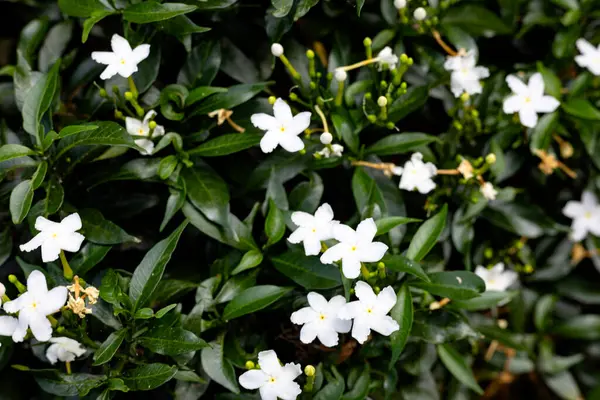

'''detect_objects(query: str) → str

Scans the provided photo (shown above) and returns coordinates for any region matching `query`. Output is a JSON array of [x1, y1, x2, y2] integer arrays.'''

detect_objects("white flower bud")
[[271, 43, 284, 57], [320, 132, 333, 145], [413, 7, 427, 20], [394, 0, 407, 9], [334, 68, 347, 82], [377, 96, 388, 107], [0, 282, 4, 297]]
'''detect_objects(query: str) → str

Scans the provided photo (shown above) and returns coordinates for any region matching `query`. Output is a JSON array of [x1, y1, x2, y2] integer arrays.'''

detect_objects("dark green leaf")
[[382, 255, 430, 282], [22, 61, 60, 140], [122, 364, 178, 391], [188, 133, 262, 156], [38, 21, 72, 72], [0, 144, 35, 162], [31, 161, 47, 189], [553, 315, 600, 340], [375, 216, 420, 235], [70, 243, 111, 276], [189, 82, 272, 117], [437, 344, 483, 394], [231, 249, 264, 275], [352, 167, 386, 218], [452, 291, 516, 311], [93, 329, 128, 366], [223, 285, 291, 320], [366, 133, 439, 156], [181, 165, 230, 225], [54, 121, 138, 160], [406, 204, 447, 262], [442, 5, 511, 35], [160, 189, 186, 232], [58, 124, 98, 138], [34, 372, 107, 396], [58, 0, 108, 17], [123, 2, 197, 24], [272, 251, 342, 289], [138, 327, 207, 355], [10, 180, 34, 224], [82, 10, 115, 43], [332, 112, 359, 154], [411, 271, 485, 300], [201, 334, 239, 393], [529, 112, 558, 151], [79, 208, 136, 245], [389, 284, 413, 369], [536, 63, 562, 98], [185, 86, 228, 107], [388, 86, 429, 122], [265, 199, 285, 247], [178, 41, 221, 87], [562, 98, 600, 120], [412, 309, 479, 343]]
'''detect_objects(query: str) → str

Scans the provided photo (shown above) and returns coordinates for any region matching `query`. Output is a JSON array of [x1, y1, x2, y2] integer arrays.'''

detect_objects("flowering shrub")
[[1, 0, 600, 399]]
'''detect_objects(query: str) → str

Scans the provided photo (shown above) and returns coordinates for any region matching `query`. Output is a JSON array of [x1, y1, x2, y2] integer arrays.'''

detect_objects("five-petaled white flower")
[[575, 39, 600, 76], [290, 292, 351, 347], [503, 73, 560, 128], [3, 271, 67, 342], [475, 263, 518, 292], [316, 144, 344, 158], [125, 110, 165, 155], [562, 190, 600, 242], [338, 281, 399, 344], [320, 218, 388, 279], [393, 152, 437, 194], [46, 337, 86, 364], [20, 213, 85, 263], [376, 47, 398, 71], [91, 34, 150, 80], [444, 50, 490, 98], [480, 182, 498, 200], [288, 203, 338, 256], [251, 98, 311, 154], [239, 350, 302, 400]]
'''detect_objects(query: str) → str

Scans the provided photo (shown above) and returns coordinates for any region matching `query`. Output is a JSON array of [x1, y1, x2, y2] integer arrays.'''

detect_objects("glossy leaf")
[[223, 285, 291, 320], [271, 251, 342, 289]]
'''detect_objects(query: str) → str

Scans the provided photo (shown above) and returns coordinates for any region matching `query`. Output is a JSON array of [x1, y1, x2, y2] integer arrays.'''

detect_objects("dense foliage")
[[1, 0, 600, 399]]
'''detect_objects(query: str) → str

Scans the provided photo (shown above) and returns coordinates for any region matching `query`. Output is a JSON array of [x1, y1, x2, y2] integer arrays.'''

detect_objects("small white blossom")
[[46, 337, 86, 364], [288, 203, 338, 256], [334, 69, 347, 82], [316, 144, 344, 158], [376, 47, 398, 70], [503, 73, 560, 128], [251, 98, 310, 154], [394, 0, 407, 9], [475, 263, 518, 292], [125, 110, 165, 156], [91, 34, 150, 80], [575, 39, 600, 76], [562, 190, 600, 242], [480, 182, 497, 200], [394, 152, 437, 194], [239, 350, 302, 400], [0, 316, 18, 341], [413, 7, 427, 20], [377, 96, 388, 107], [3, 271, 67, 342], [271, 43, 284, 57], [320, 132, 333, 144], [320, 218, 388, 279], [338, 281, 399, 344], [20, 213, 85, 263], [290, 292, 351, 347], [444, 50, 489, 98]]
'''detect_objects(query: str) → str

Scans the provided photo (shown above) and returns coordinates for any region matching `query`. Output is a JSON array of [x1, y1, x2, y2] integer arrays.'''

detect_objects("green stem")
[[360, 263, 370, 279], [127, 76, 138, 99], [65, 361, 71, 375], [279, 54, 301, 81], [60, 251, 74, 281], [335, 80, 345, 107]]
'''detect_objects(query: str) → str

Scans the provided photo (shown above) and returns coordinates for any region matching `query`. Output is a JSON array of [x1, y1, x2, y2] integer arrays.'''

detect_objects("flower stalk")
[[60, 251, 74, 280]]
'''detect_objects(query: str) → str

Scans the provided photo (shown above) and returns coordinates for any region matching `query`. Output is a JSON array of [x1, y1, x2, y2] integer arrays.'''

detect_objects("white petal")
[[376, 286, 397, 314], [307, 292, 328, 312], [111, 34, 132, 55], [46, 344, 61, 364], [278, 362, 302, 381], [320, 243, 349, 264], [117, 62, 138, 78], [416, 179, 436, 194], [251, 113, 279, 131], [303, 237, 322, 256], [126, 118, 144, 136], [314, 203, 334, 222], [474, 266, 489, 282], [506, 75, 528, 95], [341, 256, 361, 279], [91, 51, 117, 65], [19, 232, 47, 253], [317, 328, 339, 347], [3, 293, 28, 314], [274, 376, 302, 400], [57, 232, 85, 253], [358, 242, 388, 263], [287, 227, 307, 244], [332, 317, 352, 334], [278, 135, 304, 153], [518, 106, 538, 128], [260, 131, 280, 153], [499, 270, 518, 290], [563, 201, 583, 218], [337, 301, 361, 320], [132, 44, 151, 64], [0, 316, 18, 337], [354, 281, 376, 304], [289, 112, 311, 135], [490, 263, 505, 274], [135, 139, 154, 155], [12, 314, 29, 342], [528, 72, 545, 99], [143, 110, 157, 124], [350, 319, 371, 344], [503, 94, 523, 114], [299, 322, 319, 344], [27, 271, 48, 295], [326, 295, 347, 313], [355, 218, 377, 245], [259, 386, 278, 400], [290, 307, 318, 325], [536, 96, 560, 113], [41, 240, 62, 263], [257, 350, 281, 375], [291, 211, 313, 227], [273, 98, 293, 123], [28, 313, 53, 342], [473, 66, 490, 79], [582, 191, 598, 207], [239, 369, 268, 390], [99, 65, 119, 80], [41, 286, 68, 315], [570, 219, 588, 242], [576, 39, 597, 56], [35, 216, 59, 232], [332, 224, 356, 243], [370, 315, 400, 336]]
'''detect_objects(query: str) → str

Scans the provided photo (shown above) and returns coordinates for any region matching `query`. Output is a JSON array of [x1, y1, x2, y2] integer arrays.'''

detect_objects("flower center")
[[138, 128, 145, 135], [120, 59, 126, 65], [312, 228, 317, 233], [269, 377, 276, 383], [31, 302, 38, 309], [366, 308, 373, 314], [351, 246, 357, 251], [524, 96, 532, 103], [51, 233, 58, 238], [319, 314, 326, 320], [584, 211, 592, 219], [280, 126, 286, 132]]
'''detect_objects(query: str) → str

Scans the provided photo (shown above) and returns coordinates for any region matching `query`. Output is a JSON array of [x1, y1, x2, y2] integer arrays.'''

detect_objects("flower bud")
[[377, 262, 385, 269], [460, 92, 470, 102], [245, 361, 255, 369], [99, 88, 108, 98], [304, 365, 316, 376], [364, 92, 372, 100], [394, 0, 407, 9], [367, 114, 377, 123], [271, 43, 284, 57], [289, 93, 299, 101], [334, 68, 347, 82], [299, 149, 307, 155], [124, 91, 133, 100], [524, 264, 533, 273], [268, 96, 277, 105], [484, 248, 493, 258], [306, 49, 315, 59], [413, 7, 427, 20], [374, 286, 381, 294], [377, 96, 388, 107], [114, 110, 123, 119], [386, 122, 395, 129], [363, 37, 372, 47], [400, 53, 409, 64], [485, 153, 496, 164], [497, 319, 508, 329], [320, 132, 333, 144], [149, 121, 157, 130]]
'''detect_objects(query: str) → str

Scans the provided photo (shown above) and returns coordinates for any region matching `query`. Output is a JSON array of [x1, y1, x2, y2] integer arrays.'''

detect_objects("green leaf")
[[155, 304, 177, 319], [38, 21, 72, 72], [271, 251, 342, 289], [54, 121, 138, 160], [366, 133, 439, 156], [536, 62, 562, 98], [381, 255, 430, 282], [562, 98, 600, 120], [265, 199, 285, 247], [123, 2, 197, 24], [356, 0, 366, 16], [58, 0, 108, 17], [342, 366, 370, 400], [45, 176, 64, 215], [410, 271, 485, 300], [201, 334, 239, 393], [22, 61, 60, 140], [0, 144, 35, 162], [160, 189, 186, 232], [543, 371, 582, 400], [138, 327, 207, 356], [189, 82, 272, 117], [388, 86, 429, 122], [152, 279, 198, 304], [553, 315, 600, 340], [135, 308, 154, 319], [178, 41, 221, 87], [441, 5, 511, 35], [352, 167, 386, 218], [223, 285, 291, 320], [185, 86, 228, 107], [272, 0, 294, 17], [122, 364, 178, 391], [332, 112, 359, 154], [10, 180, 34, 224], [0, 227, 12, 267], [129, 221, 188, 311], [389, 284, 413, 369], [188, 133, 262, 156], [437, 344, 483, 394], [406, 204, 447, 262], [215, 272, 258, 304], [79, 208, 136, 245], [93, 329, 128, 366], [289, 173, 323, 213], [82, 10, 115, 43], [34, 372, 107, 396], [70, 243, 111, 276], [231, 249, 263, 275], [158, 15, 210, 37], [181, 165, 230, 225], [529, 112, 558, 151], [375, 216, 421, 235], [534, 294, 557, 332], [452, 291, 516, 311], [58, 124, 98, 138], [412, 309, 479, 343], [31, 161, 47, 189]]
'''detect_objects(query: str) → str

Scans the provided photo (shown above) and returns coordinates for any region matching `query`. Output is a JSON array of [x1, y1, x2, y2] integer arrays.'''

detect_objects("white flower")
[[320, 218, 388, 279], [290, 292, 351, 347], [480, 182, 497, 200], [337, 281, 399, 344], [125, 110, 165, 156], [250, 98, 310, 154], [320, 132, 333, 145], [0, 316, 18, 340], [413, 7, 427, 20], [562, 190, 600, 242], [239, 350, 302, 400], [271, 43, 284, 57], [316, 144, 344, 158], [334, 68, 347, 82], [0, 282, 5, 307], [444, 50, 489, 98], [394, 0, 407, 9], [394, 152, 437, 194], [91, 34, 150, 80], [3, 271, 67, 342], [20, 213, 85, 263], [46, 337, 86, 364], [475, 263, 518, 292], [575, 39, 600, 76], [288, 203, 338, 256], [376, 47, 398, 70], [503, 73, 560, 128]]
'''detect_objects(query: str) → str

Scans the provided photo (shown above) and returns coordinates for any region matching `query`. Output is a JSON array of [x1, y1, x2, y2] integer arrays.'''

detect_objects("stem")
[[65, 361, 72, 375], [432, 30, 458, 57], [314, 105, 329, 133], [279, 54, 301, 80], [360, 263, 370, 279], [339, 57, 380, 72], [351, 160, 395, 172], [226, 116, 246, 133], [60, 251, 74, 281], [436, 169, 461, 175], [127, 76, 138, 99], [335, 80, 345, 107]]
